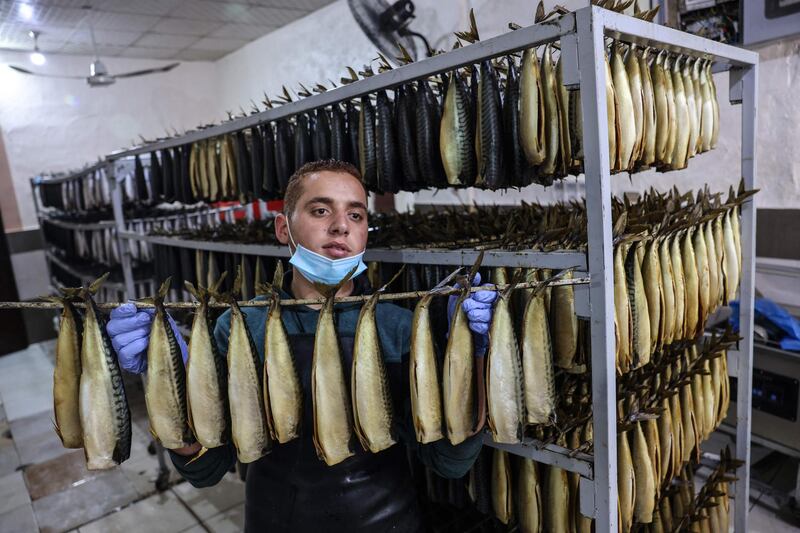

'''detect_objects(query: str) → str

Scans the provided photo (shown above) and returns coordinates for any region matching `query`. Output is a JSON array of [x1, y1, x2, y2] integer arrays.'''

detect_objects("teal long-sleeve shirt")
[[169, 272, 483, 487]]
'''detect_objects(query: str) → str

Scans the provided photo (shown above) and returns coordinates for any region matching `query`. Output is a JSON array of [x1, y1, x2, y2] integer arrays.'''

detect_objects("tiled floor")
[[1, 340, 799, 532], [0, 342, 245, 533]]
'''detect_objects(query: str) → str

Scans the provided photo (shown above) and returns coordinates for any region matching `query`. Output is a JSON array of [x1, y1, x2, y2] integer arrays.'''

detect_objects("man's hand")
[[107, 302, 188, 373], [447, 272, 498, 356]]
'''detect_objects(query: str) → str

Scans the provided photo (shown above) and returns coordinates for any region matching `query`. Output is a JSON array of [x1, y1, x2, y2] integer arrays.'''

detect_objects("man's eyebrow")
[[303, 196, 334, 207], [349, 201, 368, 211]]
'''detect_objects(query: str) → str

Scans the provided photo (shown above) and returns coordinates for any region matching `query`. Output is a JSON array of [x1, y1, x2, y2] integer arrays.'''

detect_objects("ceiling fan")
[[8, 10, 180, 87]]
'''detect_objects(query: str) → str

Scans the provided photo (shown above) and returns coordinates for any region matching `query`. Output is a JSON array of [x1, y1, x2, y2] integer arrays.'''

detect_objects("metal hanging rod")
[[0, 276, 590, 310]]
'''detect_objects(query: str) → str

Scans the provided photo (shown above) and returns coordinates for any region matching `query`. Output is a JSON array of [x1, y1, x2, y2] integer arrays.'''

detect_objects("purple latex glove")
[[447, 272, 498, 356], [107, 302, 188, 374]]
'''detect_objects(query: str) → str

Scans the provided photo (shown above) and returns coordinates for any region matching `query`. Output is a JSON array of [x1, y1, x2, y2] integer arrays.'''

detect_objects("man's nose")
[[329, 213, 350, 235]]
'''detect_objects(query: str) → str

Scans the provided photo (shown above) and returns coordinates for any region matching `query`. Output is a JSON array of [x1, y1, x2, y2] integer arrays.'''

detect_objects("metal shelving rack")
[[101, 6, 758, 531]]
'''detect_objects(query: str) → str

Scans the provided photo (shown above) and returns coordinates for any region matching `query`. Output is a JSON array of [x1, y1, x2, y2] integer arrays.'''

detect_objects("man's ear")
[[275, 213, 290, 245]]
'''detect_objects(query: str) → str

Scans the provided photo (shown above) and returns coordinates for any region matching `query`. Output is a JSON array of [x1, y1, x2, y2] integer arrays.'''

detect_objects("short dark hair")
[[283, 160, 365, 218]]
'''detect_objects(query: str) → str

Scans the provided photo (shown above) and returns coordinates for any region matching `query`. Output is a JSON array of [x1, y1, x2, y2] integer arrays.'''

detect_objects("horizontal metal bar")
[[40, 217, 116, 231], [120, 232, 589, 270], [45, 250, 126, 290], [31, 161, 106, 185], [107, 14, 576, 160], [364, 248, 588, 270], [483, 434, 594, 479], [598, 6, 759, 66], [120, 232, 291, 258], [717, 423, 800, 459]]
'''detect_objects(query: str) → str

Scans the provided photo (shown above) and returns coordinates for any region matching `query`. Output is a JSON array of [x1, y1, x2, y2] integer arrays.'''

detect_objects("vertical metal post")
[[734, 62, 758, 533], [576, 7, 617, 532], [109, 161, 136, 298]]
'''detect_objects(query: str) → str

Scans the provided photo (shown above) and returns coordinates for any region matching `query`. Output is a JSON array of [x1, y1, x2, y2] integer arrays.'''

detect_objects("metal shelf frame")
[[106, 6, 759, 532]]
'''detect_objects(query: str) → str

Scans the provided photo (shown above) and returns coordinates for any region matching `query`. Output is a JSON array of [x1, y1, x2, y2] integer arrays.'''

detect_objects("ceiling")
[[0, 0, 338, 62]]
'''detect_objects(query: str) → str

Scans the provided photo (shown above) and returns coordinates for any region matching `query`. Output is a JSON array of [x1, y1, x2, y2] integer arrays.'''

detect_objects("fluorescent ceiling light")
[[18, 3, 34, 21], [30, 51, 46, 65]]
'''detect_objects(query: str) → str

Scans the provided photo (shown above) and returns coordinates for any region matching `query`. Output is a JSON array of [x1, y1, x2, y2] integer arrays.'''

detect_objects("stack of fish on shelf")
[[37, 166, 110, 211], [120, 1, 720, 202]]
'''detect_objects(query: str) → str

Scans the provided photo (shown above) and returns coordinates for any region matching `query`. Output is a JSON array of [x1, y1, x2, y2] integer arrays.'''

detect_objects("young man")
[[106, 160, 497, 532]]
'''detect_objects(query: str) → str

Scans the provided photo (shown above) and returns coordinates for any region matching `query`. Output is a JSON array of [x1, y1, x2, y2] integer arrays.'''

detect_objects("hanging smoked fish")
[[475, 59, 504, 189], [395, 84, 422, 191], [351, 279, 396, 453], [185, 275, 230, 449], [245, 127, 261, 201], [503, 56, 525, 186], [49, 288, 84, 449], [293, 113, 313, 175], [330, 104, 349, 162], [78, 275, 132, 471], [375, 90, 399, 193], [161, 148, 174, 202], [149, 151, 163, 203], [234, 131, 253, 204], [142, 278, 195, 450], [312, 107, 331, 161], [262, 122, 279, 199], [539, 44, 560, 179], [491, 448, 514, 525], [519, 46, 546, 172], [225, 268, 271, 463], [358, 95, 378, 191], [521, 281, 555, 425], [345, 101, 361, 169], [410, 290, 444, 443], [486, 280, 525, 444], [134, 154, 148, 203], [262, 264, 303, 444], [274, 120, 294, 193], [440, 70, 475, 187], [416, 79, 445, 188], [312, 269, 358, 465]]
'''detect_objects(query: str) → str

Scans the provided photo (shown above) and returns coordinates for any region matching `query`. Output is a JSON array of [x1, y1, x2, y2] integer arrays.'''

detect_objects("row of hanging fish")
[[48, 275, 133, 470], [612, 186, 753, 375], [480, 443, 736, 533], [614, 331, 735, 530], [37, 167, 111, 212], [106, 1, 718, 202]]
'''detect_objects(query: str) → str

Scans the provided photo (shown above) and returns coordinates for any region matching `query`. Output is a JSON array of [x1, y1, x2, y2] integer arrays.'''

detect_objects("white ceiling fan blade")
[[113, 62, 180, 79], [8, 65, 86, 79]]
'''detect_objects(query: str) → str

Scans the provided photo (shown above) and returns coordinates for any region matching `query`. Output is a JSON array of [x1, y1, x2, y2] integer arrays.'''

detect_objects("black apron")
[[243, 332, 424, 533]]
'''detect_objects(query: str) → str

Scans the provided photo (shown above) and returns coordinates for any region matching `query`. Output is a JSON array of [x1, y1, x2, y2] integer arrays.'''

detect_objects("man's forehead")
[[299, 171, 367, 204]]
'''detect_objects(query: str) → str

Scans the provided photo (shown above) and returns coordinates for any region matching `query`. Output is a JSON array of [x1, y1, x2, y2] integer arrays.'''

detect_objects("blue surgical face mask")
[[286, 221, 367, 286]]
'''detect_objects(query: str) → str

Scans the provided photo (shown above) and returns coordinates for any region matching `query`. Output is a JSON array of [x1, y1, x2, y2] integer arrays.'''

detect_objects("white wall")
[[0, 51, 218, 230]]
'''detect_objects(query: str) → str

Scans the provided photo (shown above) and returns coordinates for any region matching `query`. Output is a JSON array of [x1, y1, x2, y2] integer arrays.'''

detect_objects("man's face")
[[275, 171, 368, 260]]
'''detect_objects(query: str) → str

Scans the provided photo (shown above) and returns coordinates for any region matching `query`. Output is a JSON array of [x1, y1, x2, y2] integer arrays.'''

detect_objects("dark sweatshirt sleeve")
[[168, 309, 237, 487], [168, 445, 237, 488]]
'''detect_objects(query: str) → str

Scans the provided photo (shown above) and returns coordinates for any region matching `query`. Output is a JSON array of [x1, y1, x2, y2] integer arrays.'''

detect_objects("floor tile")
[[24, 449, 100, 501], [0, 470, 31, 515], [204, 503, 244, 533], [0, 502, 38, 533], [9, 409, 68, 466], [0, 420, 21, 477], [120, 453, 183, 498], [78, 490, 198, 533], [179, 526, 207, 533], [0, 344, 54, 422], [173, 472, 244, 520], [33, 468, 138, 533]]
